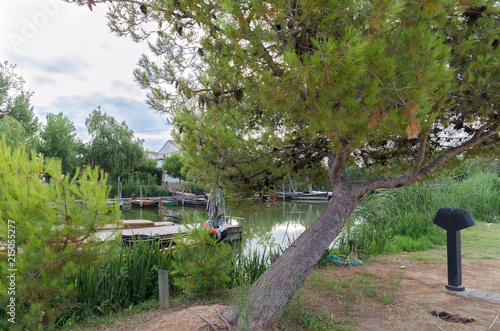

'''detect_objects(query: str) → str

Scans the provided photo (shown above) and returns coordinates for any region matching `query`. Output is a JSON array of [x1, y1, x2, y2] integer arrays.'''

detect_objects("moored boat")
[[173, 194, 209, 207], [275, 192, 299, 200], [131, 198, 158, 208], [159, 199, 178, 207], [290, 191, 329, 200]]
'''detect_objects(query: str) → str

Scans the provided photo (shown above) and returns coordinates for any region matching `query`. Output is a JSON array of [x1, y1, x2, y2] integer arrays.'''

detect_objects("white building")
[[148, 140, 181, 184]]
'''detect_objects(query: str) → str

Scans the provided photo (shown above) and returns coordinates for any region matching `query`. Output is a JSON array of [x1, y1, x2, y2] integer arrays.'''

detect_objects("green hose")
[[326, 254, 363, 266]]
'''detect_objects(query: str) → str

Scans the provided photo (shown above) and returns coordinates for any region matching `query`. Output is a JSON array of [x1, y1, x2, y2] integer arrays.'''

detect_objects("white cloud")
[[0, 0, 172, 151]]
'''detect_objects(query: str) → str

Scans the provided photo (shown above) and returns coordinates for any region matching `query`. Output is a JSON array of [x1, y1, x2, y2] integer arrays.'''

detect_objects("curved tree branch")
[[327, 142, 352, 183], [353, 121, 500, 197], [235, 144, 330, 165], [409, 127, 431, 176]]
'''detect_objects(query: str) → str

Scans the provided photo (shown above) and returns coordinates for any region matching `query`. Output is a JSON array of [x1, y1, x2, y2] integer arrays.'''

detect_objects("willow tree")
[[37, 112, 82, 175], [0, 61, 39, 139], [85, 107, 145, 177], [72, 0, 499, 328]]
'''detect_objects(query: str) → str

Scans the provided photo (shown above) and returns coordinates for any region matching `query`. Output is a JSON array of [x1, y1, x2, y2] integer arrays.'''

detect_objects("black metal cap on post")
[[433, 208, 475, 232], [433, 208, 475, 292]]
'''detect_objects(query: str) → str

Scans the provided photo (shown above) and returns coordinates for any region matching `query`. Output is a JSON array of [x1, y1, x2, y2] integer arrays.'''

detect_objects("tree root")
[[217, 310, 231, 330], [194, 312, 232, 331]]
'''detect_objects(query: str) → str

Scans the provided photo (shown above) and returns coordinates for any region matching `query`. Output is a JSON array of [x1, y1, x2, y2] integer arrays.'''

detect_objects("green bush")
[[186, 181, 206, 195], [170, 228, 232, 297], [147, 185, 170, 198], [109, 172, 171, 198], [0, 141, 121, 330]]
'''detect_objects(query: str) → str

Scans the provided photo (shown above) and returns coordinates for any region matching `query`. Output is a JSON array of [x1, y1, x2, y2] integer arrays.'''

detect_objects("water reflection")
[[235, 202, 327, 255], [121, 201, 328, 255]]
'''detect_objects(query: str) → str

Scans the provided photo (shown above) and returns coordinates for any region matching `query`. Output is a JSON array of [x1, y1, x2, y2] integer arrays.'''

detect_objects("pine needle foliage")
[[69, 0, 500, 326], [170, 227, 232, 297], [0, 141, 121, 329], [101, 0, 500, 195]]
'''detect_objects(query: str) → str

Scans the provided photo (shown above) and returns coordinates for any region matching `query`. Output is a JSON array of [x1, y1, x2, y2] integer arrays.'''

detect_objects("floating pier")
[[96, 219, 242, 243]]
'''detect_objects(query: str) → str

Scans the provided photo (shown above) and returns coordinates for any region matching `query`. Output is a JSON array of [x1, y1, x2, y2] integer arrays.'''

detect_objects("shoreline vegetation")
[[55, 169, 499, 330], [1, 168, 498, 330]]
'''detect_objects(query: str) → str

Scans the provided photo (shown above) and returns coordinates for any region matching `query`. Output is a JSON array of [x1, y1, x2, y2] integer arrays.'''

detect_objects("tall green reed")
[[59, 238, 174, 323], [56, 233, 273, 326], [230, 248, 273, 286], [334, 170, 500, 258], [450, 171, 500, 222]]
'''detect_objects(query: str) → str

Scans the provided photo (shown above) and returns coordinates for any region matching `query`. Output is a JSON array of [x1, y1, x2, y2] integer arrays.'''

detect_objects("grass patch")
[[306, 264, 404, 314], [309, 268, 379, 314], [386, 235, 437, 253], [279, 292, 357, 331], [461, 223, 500, 259], [405, 252, 447, 264], [380, 266, 403, 305], [279, 262, 405, 329]]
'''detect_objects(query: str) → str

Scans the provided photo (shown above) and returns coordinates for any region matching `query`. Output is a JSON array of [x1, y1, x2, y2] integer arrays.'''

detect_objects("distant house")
[[147, 140, 181, 184]]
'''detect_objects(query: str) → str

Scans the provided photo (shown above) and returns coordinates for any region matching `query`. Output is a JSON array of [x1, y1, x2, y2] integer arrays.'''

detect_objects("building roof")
[[157, 140, 181, 156], [167, 140, 181, 150]]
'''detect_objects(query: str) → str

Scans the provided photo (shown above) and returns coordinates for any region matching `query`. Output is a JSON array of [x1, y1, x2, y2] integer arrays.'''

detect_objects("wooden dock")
[[96, 219, 242, 243]]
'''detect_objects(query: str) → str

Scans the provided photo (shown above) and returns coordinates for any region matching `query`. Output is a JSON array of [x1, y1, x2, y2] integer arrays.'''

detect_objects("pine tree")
[[71, 0, 499, 328], [0, 141, 121, 328]]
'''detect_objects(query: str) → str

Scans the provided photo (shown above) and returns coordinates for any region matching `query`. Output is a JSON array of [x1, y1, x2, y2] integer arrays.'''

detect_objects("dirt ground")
[[307, 252, 500, 331], [77, 252, 500, 331]]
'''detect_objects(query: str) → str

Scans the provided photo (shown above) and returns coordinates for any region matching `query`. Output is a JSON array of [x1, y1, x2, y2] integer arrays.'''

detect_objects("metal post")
[[433, 208, 475, 292], [446, 229, 463, 291], [158, 270, 169, 309], [140, 185, 143, 208], [349, 239, 358, 262]]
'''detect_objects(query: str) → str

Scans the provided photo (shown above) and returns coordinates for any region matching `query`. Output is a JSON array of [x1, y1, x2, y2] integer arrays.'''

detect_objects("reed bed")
[[230, 248, 274, 286], [334, 170, 500, 258], [58, 239, 173, 323], [56, 235, 271, 326]]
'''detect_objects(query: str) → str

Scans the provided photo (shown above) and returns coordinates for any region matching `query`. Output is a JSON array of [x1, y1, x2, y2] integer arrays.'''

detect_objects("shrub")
[[186, 181, 206, 195], [170, 227, 232, 297], [0, 141, 121, 329]]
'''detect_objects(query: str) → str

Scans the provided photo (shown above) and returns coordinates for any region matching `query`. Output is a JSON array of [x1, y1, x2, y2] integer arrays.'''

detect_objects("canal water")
[[121, 201, 329, 254]]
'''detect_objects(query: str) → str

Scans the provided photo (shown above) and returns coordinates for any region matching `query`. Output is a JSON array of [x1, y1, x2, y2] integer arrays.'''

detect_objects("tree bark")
[[223, 180, 358, 329]]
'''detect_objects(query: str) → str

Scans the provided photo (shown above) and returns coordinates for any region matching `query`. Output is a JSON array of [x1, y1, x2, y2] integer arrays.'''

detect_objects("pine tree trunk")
[[223, 183, 359, 329]]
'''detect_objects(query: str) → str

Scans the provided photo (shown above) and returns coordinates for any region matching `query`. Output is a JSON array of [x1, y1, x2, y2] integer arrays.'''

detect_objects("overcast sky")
[[0, 0, 173, 152]]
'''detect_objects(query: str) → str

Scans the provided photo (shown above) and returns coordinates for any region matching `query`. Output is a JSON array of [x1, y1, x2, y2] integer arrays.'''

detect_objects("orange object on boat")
[[205, 220, 217, 234], [204, 220, 227, 234]]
